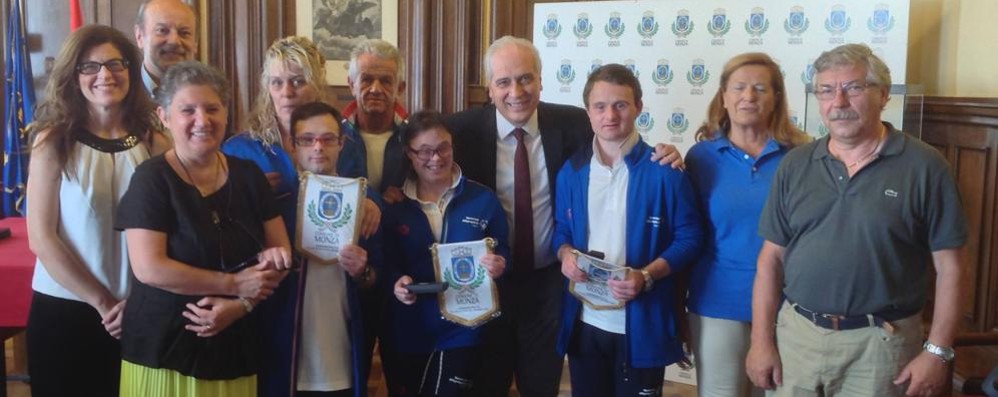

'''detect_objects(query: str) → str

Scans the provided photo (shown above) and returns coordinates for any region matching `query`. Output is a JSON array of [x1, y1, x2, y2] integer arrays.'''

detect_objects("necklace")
[[832, 127, 886, 169], [175, 151, 227, 225], [845, 139, 883, 168]]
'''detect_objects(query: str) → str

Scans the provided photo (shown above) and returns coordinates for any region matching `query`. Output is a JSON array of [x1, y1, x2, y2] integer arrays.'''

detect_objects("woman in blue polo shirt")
[[685, 52, 810, 397]]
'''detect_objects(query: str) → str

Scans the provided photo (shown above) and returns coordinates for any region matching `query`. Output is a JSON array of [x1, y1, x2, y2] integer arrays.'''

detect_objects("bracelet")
[[238, 297, 254, 313]]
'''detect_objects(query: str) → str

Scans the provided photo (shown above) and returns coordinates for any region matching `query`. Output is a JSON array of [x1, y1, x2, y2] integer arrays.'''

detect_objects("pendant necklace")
[[175, 151, 224, 225]]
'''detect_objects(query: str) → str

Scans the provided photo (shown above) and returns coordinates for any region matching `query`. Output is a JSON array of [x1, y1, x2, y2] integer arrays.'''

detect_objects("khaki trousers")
[[769, 301, 922, 397], [688, 313, 763, 397]]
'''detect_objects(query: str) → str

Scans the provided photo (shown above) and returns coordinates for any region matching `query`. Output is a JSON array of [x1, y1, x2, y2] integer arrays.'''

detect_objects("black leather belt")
[[791, 302, 887, 331]]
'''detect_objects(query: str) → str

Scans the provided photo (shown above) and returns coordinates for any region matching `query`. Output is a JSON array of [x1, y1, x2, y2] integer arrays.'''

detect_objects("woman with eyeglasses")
[[115, 61, 293, 397], [379, 110, 509, 397], [684, 53, 810, 397], [24, 25, 168, 397]]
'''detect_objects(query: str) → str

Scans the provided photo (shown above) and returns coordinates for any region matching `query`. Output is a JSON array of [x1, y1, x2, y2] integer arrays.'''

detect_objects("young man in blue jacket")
[[553, 64, 704, 397], [260, 101, 382, 397]]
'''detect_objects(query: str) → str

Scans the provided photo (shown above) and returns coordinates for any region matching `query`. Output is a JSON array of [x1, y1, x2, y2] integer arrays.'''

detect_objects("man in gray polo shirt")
[[746, 43, 966, 397]]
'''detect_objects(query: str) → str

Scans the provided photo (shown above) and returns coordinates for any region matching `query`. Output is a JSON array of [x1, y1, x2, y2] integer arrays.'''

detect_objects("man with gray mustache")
[[134, 0, 198, 97], [747, 43, 966, 397]]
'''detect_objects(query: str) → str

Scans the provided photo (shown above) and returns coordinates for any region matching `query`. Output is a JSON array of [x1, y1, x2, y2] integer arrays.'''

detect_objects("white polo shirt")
[[581, 132, 639, 334]]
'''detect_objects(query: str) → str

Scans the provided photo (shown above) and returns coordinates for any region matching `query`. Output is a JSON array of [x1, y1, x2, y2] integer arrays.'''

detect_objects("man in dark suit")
[[446, 36, 680, 396]]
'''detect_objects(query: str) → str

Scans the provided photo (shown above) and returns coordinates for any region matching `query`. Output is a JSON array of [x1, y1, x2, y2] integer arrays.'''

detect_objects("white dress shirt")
[[495, 110, 554, 269]]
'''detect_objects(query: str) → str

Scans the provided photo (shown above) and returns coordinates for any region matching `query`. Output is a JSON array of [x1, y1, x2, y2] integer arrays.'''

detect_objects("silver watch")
[[639, 269, 653, 292], [923, 341, 955, 362]]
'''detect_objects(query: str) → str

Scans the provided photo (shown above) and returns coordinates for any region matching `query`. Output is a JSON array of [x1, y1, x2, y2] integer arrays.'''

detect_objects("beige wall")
[[907, 0, 998, 97]]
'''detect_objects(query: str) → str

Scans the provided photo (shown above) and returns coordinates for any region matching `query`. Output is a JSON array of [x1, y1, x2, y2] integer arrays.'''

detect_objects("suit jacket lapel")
[[481, 107, 499, 190]]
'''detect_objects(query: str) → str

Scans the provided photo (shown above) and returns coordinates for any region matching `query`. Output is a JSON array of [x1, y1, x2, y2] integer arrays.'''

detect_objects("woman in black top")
[[115, 61, 293, 396]]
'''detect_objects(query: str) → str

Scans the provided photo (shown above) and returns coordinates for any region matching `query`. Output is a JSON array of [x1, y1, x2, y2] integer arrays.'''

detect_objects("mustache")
[[827, 110, 860, 121], [158, 43, 188, 55]]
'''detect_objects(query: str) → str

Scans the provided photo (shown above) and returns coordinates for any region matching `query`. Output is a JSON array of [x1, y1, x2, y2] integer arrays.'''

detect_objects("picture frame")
[[296, 0, 399, 86]]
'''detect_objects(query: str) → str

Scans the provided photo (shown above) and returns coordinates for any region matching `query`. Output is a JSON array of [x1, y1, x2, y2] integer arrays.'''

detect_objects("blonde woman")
[[685, 53, 809, 397]]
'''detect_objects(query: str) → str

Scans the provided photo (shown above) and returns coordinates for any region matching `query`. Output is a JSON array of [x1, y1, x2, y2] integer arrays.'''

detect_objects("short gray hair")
[[157, 61, 230, 109], [812, 43, 891, 91], [483, 36, 542, 83], [347, 39, 405, 82]]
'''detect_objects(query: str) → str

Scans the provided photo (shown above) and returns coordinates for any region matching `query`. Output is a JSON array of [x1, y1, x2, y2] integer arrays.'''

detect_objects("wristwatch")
[[923, 341, 955, 363], [639, 269, 654, 292]]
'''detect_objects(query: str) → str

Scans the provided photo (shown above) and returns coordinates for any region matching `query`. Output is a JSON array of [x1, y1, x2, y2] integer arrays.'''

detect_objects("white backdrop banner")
[[534, 1, 909, 153]]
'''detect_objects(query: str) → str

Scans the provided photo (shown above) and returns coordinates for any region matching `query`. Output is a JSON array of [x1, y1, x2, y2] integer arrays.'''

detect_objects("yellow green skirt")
[[120, 360, 256, 397]]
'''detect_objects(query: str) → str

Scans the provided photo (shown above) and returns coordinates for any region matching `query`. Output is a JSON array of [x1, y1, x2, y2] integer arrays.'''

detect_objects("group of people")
[[21, 0, 966, 397]]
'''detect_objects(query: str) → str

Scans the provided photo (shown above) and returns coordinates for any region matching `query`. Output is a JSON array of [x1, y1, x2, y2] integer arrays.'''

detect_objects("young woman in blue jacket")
[[380, 110, 510, 397]]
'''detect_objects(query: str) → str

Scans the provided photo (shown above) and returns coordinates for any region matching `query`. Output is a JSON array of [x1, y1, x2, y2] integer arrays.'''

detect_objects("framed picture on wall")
[[296, 0, 399, 86]]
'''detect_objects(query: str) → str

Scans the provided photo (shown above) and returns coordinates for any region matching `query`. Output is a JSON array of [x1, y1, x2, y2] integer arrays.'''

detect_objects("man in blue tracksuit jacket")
[[552, 64, 703, 397], [257, 102, 384, 397]]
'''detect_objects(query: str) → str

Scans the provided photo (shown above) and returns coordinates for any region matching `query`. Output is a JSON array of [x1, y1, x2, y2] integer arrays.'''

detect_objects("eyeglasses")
[[76, 59, 129, 75], [408, 144, 453, 161], [814, 82, 878, 101], [294, 134, 344, 147]]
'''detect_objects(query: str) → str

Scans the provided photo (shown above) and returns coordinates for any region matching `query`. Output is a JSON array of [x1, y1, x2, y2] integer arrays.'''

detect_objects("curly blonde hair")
[[245, 36, 327, 147]]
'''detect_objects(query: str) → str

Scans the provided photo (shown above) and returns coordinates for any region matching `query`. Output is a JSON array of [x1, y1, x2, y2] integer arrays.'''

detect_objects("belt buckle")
[[826, 315, 841, 330], [813, 312, 841, 330]]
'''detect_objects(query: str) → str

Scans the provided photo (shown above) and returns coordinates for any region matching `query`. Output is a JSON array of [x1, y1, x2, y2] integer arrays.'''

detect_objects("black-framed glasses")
[[814, 82, 878, 101], [76, 59, 129, 75], [294, 134, 345, 147], [408, 143, 453, 161]]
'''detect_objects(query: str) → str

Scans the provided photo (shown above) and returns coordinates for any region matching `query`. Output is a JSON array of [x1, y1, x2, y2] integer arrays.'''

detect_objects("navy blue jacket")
[[552, 139, 703, 368], [380, 176, 510, 353], [338, 116, 407, 195], [257, 189, 384, 397]]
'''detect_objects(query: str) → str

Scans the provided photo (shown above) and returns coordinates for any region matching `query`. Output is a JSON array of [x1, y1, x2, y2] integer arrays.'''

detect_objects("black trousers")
[[26, 291, 121, 397], [567, 322, 665, 397], [383, 346, 480, 397], [472, 264, 564, 397]]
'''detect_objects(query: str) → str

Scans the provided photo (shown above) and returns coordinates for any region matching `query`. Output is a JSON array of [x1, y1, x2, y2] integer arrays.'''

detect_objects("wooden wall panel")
[[399, 0, 476, 114], [954, 146, 988, 325], [205, 0, 287, 134], [921, 97, 998, 333]]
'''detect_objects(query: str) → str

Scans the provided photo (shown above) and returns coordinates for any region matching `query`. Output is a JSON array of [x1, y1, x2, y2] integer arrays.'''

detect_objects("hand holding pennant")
[[569, 250, 628, 310], [295, 171, 367, 264], [430, 238, 501, 328]]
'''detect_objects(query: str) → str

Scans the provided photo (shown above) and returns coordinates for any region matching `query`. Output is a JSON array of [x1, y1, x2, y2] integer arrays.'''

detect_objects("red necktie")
[[512, 128, 535, 273]]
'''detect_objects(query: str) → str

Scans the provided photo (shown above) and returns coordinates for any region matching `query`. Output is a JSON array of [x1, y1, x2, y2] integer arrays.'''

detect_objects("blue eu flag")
[[3, 0, 36, 217]]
